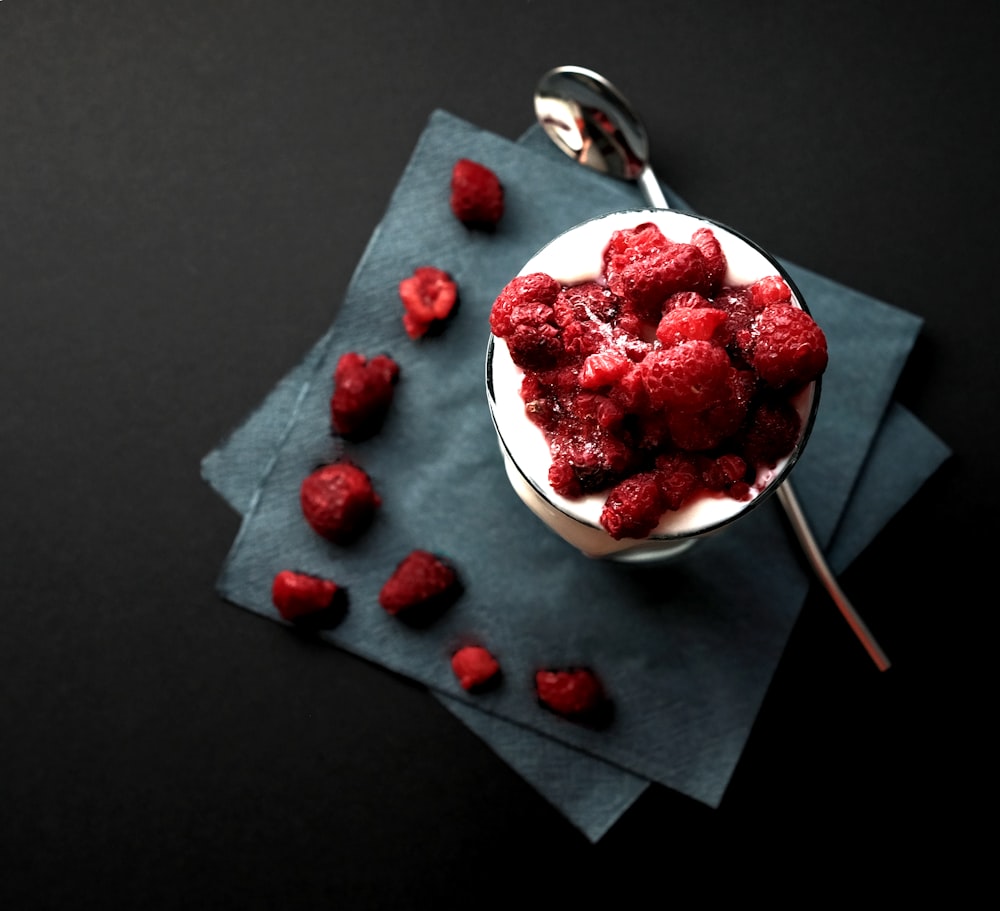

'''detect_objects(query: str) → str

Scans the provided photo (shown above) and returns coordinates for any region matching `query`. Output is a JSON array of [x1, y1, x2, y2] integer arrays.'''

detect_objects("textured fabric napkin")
[[202, 111, 950, 840]]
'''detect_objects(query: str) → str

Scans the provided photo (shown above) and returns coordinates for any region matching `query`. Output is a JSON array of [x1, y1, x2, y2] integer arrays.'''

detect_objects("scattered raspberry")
[[535, 668, 609, 721], [330, 352, 400, 440], [450, 158, 504, 228], [398, 266, 459, 339], [750, 304, 829, 389], [379, 549, 460, 621], [271, 569, 342, 622], [300, 461, 380, 544], [450, 645, 501, 691]]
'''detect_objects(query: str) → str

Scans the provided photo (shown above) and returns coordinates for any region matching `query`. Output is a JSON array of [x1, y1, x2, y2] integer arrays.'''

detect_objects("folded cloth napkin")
[[202, 111, 950, 840]]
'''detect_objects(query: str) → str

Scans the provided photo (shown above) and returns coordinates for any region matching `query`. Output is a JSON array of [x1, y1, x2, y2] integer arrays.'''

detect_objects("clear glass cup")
[[485, 208, 821, 563]]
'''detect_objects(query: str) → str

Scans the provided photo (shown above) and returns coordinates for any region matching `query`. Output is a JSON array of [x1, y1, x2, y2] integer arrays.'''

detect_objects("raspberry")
[[450, 158, 504, 228], [748, 275, 792, 308], [666, 368, 754, 451], [600, 471, 666, 540], [654, 452, 702, 510], [690, 226, 727, 290], [398, 266, 459, 339], [699, 453, 750, 492], [300, 461, 380, 544], [489, 272, 564, 370], [740, 396, 802, 468], [640, 340, 732, 412], [655, 306, 728, 346], [271, 569, 343, 623], [604, 223, 711, 317], [378, 550, 460, 621], [579, 348, 631, 389], [330, 352, 400, 440], [750, 304, 829, 389], [548, 421, 634, 494], [535, 668, 609, 721], [450, 645, 501, 691]]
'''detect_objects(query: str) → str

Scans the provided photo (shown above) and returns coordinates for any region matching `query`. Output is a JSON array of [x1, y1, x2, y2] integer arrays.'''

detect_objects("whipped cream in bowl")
[[485, 208, 824, 563]]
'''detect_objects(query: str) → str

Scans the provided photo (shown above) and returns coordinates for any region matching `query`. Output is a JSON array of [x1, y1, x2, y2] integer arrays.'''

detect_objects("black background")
[[3, 1, 993, 906]]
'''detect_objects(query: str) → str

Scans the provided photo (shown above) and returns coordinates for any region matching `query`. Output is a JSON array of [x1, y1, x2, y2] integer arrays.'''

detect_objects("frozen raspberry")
[[666, 368, 754, 451], [640, 340, 732, 412], [750, 304, 829, 389], [548, 422, 634, 495], [379, 550, 460, 622], [451, 645, 501, 692], [535, 668, 609, 722], [271, 569, 344, 624], [604, 223, 710, 317], [330, 352, 400, 440], [699, 453, 750, 493], [690, 226, 727, 290], [579, 348, 632, 390], [741, 396, 802, 468], [489, 272, 564, 370], [450, 158, 504, 228], [398, 266, 459, 339], [600, 471, 666, 540], [655, 306, 728, 346], [552, 283, 616, 362], [654, 452, 702, 510], [300, 461, 380, 544], [748, 275, 793, 308]]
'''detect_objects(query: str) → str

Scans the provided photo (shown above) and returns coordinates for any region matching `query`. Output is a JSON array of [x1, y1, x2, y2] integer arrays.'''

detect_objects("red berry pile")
[[490, 220, 828, 540]]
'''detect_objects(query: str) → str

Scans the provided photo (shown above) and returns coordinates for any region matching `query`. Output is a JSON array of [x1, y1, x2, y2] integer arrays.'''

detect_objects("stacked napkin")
[[201, 110, 950, 841]]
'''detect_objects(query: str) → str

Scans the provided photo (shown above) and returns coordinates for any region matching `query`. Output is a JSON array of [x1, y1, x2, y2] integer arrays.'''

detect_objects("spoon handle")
[[638, 165, 890, 671], [639, 166, 670, 209], [776, 483, 891, 670]]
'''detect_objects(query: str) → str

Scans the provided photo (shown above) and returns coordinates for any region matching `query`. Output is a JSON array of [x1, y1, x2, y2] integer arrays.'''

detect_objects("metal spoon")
[[534, 65, 891, 671]]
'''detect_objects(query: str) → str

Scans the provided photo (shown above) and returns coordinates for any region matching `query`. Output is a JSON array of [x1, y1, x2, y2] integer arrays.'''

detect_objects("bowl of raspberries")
[[486, 208, 828, 562]]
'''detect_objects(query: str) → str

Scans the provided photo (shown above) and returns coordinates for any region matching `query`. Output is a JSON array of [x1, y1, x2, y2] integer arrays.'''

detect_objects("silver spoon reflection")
[[534, 65, 890, 671]]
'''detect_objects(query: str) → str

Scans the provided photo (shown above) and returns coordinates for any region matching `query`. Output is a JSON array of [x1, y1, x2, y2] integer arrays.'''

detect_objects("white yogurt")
[[486, 209, 818, 562]]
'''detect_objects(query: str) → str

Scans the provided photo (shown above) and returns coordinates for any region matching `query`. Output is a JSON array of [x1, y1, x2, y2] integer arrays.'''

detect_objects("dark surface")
[[2, 1, 992, 906]]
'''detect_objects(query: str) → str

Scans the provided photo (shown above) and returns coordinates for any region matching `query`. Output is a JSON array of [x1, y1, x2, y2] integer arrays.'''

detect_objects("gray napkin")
[[202, 110, 950, 839]]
